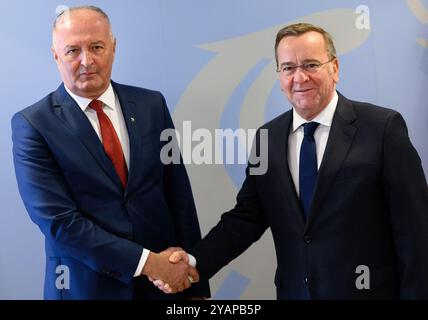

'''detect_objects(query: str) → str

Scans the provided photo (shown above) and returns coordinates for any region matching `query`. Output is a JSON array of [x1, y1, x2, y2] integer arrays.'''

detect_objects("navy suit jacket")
[[12, 82, 210, 299], [190, 92, 428, 299]]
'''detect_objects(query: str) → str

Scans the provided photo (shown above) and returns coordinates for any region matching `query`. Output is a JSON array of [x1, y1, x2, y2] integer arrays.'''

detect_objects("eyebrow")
[[63, 45, 78, 52], [63, 41, 106, 51], [279, 59, 321, 67], [90, 41, 106, 46]]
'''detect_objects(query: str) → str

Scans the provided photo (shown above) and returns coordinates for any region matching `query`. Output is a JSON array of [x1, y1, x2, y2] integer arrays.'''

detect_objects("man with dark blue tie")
[[11, 5, 209, 299], [155, 23, 428, 299]]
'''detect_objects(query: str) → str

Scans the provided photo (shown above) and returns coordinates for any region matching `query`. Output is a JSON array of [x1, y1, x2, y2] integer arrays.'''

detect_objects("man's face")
[[52, 9, 116, 99], [276, 31, 339, 120]]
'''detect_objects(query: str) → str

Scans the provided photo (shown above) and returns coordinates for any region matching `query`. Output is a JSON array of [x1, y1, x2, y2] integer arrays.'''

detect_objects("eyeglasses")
[[276, 58, 336, 76]]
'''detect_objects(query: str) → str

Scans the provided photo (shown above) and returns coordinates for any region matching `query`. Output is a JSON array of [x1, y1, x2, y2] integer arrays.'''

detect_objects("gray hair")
[[53, 5, 111, 30]]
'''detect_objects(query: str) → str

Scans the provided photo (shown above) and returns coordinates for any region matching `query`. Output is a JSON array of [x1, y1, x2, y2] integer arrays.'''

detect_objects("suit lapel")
[[305, 93, 358, 231], [271, 111, 306, 228], [52, 83, 123, 188], [112, 82, 141, 196]]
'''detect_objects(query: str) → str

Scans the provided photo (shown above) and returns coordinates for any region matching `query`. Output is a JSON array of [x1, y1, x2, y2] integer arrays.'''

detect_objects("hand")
[[142, 248, 198, 293], [169, 249, 190, 264], [169, 249, 199, 282], [151, 249, 197, 294]]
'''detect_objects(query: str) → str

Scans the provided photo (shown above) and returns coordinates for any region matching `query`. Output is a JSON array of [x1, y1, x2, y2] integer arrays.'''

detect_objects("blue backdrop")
[[0, 0, 427, 299]]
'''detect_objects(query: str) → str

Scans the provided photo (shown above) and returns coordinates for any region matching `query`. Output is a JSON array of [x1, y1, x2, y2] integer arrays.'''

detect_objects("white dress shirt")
[[288, 91, 338, 196], [65, 83, 149, 277]]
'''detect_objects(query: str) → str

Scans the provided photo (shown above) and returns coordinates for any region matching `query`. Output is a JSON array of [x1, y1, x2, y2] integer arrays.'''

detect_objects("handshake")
[[141, 247, 199, 294]]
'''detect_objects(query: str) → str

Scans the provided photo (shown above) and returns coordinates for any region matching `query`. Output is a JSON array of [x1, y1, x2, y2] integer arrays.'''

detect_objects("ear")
[[113, 37, 117, 54], [332, 58, 339, 83], [51, 46, 59, 63]]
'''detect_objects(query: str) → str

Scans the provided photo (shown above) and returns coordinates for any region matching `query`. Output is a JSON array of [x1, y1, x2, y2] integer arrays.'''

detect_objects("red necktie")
[[89, 100, 128, 187]]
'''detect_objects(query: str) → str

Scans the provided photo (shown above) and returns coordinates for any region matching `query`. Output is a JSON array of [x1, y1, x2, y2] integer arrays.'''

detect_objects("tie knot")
[[89, 100, 103, 113], [303, 122, 319, 137]]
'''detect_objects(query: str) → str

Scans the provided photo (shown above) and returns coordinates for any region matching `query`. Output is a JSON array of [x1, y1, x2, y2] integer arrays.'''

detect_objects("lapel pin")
[[130, 117, 135, 123]]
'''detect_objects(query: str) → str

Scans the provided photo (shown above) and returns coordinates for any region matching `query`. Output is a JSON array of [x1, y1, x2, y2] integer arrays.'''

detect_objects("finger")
[[168, 251, 183, 263], [164, 246, 183, 255], [157, 283, 168, 290], [188, 267, 200, 283], [184, 279, 191, 290], [163, 286, 173, 294], [166, 284, 176, 294], [153, 279, 165, 287], [169, 251, 188, 263], [157, 284, 168, 291], [176, 283, 186, 292]]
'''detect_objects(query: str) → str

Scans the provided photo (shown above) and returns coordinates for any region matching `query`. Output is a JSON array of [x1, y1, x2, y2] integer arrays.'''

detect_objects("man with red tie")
[[11, 5, 209, 300]]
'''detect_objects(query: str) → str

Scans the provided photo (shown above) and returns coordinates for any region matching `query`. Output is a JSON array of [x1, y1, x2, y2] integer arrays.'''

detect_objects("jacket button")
[[304, 235, 312, 244], [304, 277, 309, 284]]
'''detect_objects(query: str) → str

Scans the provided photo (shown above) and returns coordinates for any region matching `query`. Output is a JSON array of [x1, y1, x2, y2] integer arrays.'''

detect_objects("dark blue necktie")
[[299, 122, 319, 218]]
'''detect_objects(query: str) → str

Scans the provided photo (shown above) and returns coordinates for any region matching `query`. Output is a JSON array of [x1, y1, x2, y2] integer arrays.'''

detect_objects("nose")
[[293, 68, 309, 83], [80, 49, 94, 68]]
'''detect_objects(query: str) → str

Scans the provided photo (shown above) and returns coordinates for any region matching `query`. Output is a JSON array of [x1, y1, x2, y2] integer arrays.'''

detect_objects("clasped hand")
[[142, 247, 198, 294]]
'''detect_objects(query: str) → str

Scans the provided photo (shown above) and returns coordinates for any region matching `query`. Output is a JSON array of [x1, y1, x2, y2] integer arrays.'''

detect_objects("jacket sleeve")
[[12, 112, 143, 285], [383, 112, 428, 299]]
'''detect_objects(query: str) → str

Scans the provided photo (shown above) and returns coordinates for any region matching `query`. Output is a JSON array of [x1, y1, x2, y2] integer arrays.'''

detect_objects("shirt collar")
[[64, 82, 116, 112], [292, 90, 338, 132]]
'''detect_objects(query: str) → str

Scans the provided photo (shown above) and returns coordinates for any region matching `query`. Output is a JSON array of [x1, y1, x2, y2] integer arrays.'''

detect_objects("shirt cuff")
[[188, 253, 196, 267], [133, 249, 150, 277]]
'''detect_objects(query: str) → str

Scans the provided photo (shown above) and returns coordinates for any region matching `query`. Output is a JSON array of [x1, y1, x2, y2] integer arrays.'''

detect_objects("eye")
[[66, 48, 79, 56], [305, 63, 320, 70], [92, 45, 104, 52], [282, 66, 296, 72]]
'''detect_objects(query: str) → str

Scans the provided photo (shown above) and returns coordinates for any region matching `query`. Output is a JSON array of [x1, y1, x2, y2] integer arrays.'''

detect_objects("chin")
[[296, 102, 316, 111], [78, 83, 104, 94]]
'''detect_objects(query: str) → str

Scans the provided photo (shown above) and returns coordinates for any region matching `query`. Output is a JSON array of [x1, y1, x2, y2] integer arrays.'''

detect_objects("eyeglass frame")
[[276, 57, 336, 76]]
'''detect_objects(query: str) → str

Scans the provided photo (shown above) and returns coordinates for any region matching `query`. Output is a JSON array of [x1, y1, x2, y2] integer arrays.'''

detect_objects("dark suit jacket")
[[191, 92, 428, 299], [12, 82, 210, 300]]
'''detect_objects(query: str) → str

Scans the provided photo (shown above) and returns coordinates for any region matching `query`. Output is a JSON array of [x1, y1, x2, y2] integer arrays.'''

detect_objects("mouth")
[[79, 72, 97, 78], [293, 88, 315, 94]]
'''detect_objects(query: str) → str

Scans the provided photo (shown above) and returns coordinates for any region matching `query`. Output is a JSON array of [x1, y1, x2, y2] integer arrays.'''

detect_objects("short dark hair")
[[53, 5, 110, 30], [274, 23, 337, 68]]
